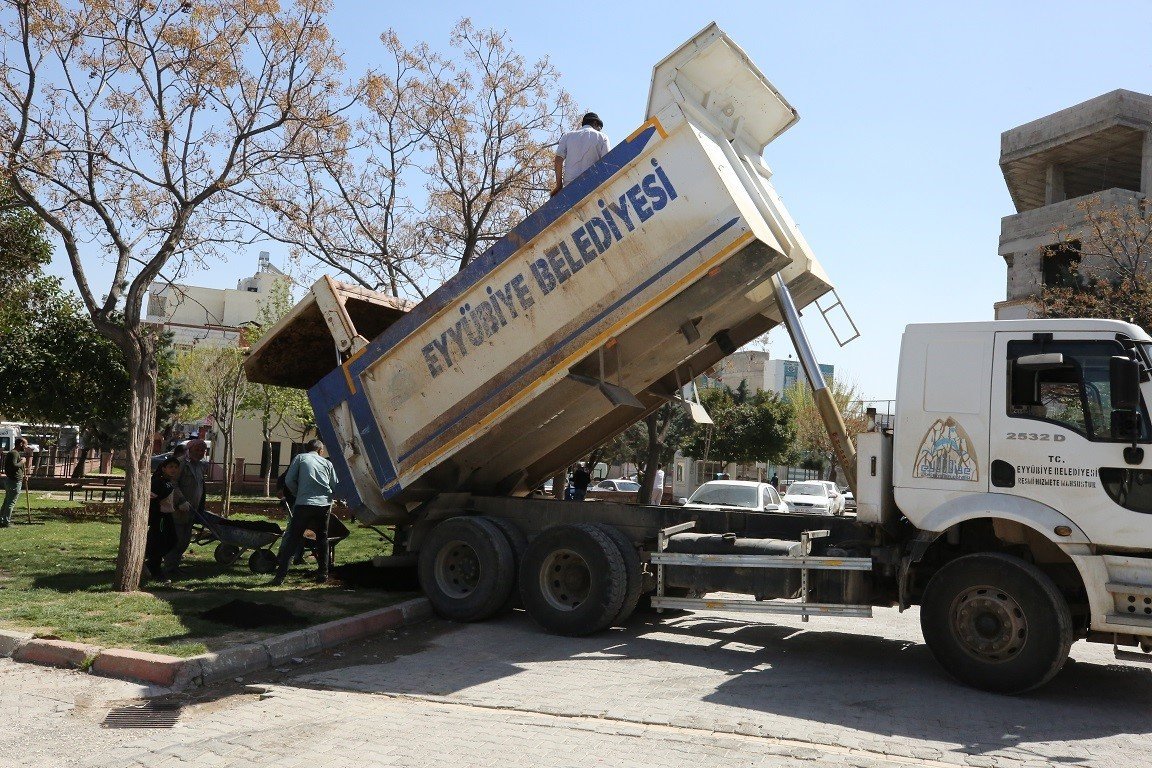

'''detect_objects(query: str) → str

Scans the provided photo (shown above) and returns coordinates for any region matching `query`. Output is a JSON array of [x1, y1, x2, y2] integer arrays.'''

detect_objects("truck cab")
[[858, 319, 1152, 691]]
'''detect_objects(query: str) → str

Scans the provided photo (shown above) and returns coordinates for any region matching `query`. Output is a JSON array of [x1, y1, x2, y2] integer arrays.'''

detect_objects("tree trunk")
[[221, 421, 234, 517], [643, 413, 662, 505], [72, 443, 88, 479], [113, 339, 158, 592]]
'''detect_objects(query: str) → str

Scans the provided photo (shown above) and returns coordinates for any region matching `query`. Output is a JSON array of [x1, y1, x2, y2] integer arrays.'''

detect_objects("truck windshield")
[[687, 484, 759, 508]]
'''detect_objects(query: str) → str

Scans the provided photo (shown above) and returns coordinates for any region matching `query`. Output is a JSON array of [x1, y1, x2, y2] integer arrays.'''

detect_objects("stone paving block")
[[13, 638, 100, 669]]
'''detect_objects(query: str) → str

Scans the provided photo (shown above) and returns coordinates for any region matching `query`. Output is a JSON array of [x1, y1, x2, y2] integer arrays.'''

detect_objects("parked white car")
[[592, 479, 642, 493], [782, 481, 838, 515], [683, 480, 787, 513]]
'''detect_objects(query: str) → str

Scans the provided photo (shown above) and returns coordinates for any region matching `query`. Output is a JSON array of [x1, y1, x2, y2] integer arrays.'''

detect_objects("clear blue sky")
[[48, 1, 1152, 400]]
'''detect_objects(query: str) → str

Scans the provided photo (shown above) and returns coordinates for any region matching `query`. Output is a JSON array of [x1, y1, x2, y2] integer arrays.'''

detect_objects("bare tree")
[[251, 19, 575, 299], [1041, 196, 1152, 329], [414, 19, 574, 271], [0, 0, 349, 590], [247, 31, 435, 299]]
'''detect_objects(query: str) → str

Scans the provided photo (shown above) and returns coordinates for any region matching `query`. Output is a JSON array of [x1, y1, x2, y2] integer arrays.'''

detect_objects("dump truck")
[[247, 24, 1152, 693]]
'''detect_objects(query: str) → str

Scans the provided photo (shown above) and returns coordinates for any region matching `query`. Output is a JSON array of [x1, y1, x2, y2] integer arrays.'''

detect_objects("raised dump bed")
[[246, 24, 836, 525]]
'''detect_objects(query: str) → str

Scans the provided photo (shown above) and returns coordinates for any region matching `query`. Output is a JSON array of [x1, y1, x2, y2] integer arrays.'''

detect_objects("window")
[[787, 482, 828, 497], [1007, 339, 1150, 442], [1041, 240, 1081, 288], [686, 483, 758, 508]]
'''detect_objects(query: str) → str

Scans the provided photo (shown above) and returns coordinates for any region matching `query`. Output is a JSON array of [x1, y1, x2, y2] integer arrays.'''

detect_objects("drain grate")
[[101, 701, 182, 729]]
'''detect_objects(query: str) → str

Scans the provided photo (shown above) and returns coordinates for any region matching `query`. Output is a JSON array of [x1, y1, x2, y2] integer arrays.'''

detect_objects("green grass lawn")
[[0, 494, 408, 657]]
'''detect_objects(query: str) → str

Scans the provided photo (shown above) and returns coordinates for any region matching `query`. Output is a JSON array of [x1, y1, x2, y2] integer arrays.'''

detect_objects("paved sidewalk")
[[3, 604, 1151, 767]]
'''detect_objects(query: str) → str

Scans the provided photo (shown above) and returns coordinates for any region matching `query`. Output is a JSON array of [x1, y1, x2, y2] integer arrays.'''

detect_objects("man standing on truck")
[[165, 439, 207, 577], [551, 112, 609, 196], [1, 437, 30, 527], [271, 439, 338, 585]]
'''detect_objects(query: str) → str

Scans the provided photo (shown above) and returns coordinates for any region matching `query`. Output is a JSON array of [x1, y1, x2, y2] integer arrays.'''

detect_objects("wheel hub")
[[951, 586, 1027, 662], [540, 548, 590, 611], [434, 540, 482, 598]]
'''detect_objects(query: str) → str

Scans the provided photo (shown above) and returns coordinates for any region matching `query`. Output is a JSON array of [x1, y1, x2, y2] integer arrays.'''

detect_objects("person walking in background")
[[145, 457, 180, 581], [164, 438, 207, 576], [1, 437, 30, 527], [651, 464, 665, 505], [770, 472, 780, 490], [271, 439, 338, 586], [570, 463, 592, 501], [552, 112, 609, 196]]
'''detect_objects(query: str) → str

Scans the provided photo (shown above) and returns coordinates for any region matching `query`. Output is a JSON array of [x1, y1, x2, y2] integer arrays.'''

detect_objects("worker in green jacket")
[[270, 439, 338, 585]]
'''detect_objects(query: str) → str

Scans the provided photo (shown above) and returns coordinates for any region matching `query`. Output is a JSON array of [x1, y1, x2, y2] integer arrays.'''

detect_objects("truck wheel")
[[418, 516, 515, 622], [520, 523, 626, 636], [482, 516, 527, 610], [591, 523, 644, 626], [920, 552, 1073, 694]]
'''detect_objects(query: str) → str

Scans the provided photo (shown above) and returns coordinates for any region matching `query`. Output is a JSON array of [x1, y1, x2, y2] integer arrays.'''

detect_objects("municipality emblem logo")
[[913, 418, 978, 482]]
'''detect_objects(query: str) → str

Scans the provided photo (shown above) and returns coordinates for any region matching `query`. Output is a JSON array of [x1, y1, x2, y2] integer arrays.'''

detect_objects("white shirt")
[[557, 126, 610, 185], [652, 469, 665, 499]]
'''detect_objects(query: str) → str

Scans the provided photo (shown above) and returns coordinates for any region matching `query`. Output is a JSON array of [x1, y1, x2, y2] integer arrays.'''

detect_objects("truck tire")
[[920, 552, 1073, 694], [591, 523, 644, 626], [482, 516, 528, 610], [418, 516, 515, 622], [519, 523, 627, 636]]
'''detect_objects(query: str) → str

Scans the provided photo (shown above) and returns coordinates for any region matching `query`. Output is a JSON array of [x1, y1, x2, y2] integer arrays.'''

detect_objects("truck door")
[[989, 331, 1152, 550]]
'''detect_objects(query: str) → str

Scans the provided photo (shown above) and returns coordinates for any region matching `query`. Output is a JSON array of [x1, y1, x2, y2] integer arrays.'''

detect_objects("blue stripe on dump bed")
[[394, 216, 743, 465], [309, 124, 663, 498]]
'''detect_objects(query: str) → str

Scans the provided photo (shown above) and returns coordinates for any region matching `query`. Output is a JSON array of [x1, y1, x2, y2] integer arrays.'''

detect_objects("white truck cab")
[[857, 319, 1152, 690]]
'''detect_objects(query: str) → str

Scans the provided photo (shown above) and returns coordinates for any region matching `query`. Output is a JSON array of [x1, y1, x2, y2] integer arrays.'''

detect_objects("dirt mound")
[[200, 599, 308, 629]]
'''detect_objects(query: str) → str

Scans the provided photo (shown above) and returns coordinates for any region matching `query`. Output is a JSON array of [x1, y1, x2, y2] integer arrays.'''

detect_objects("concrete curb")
[[1, 596, 431, 689], [13, 638, 100, 669]]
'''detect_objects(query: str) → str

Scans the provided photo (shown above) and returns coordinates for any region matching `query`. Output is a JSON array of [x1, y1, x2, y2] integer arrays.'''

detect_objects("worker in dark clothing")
[[571, 463, 592, 501], [1, 437, 30, 527], [145, 457, 181, 581]]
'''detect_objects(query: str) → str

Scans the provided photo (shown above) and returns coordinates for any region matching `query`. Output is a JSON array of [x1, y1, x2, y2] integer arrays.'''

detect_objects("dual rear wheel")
[[418, 517, 643, 635]]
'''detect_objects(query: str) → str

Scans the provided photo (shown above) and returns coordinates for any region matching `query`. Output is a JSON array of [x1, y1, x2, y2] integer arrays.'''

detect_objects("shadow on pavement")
[[276, 607, 1152, 762]]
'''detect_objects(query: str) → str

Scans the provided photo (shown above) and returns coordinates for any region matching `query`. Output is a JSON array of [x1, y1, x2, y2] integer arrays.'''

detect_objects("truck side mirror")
[[1111, 356, 1141, 411], [1110, 356, 1144, 464]]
